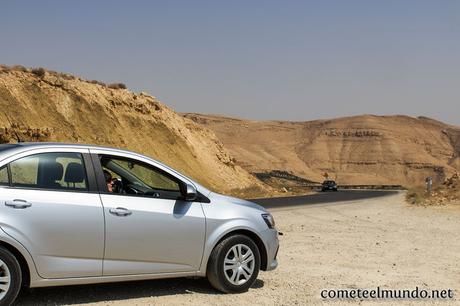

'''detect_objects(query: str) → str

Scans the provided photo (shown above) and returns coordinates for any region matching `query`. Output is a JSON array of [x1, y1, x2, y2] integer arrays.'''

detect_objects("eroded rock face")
[[0, 67, 267, 195], [0, 126, 52, 143], [184, 114, 460, 186], [322, 129, 383, 137]]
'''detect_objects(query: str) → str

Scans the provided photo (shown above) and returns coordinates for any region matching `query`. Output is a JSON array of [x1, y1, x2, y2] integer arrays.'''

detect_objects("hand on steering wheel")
[[111, 178, 124, 194]]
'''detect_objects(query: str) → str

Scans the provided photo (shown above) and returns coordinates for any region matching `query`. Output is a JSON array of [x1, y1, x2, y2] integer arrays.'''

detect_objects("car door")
[[89, 149, 206, 276], [0, 148, 104, 279]]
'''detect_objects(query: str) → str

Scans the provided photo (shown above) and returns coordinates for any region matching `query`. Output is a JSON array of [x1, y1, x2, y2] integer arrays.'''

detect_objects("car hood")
[[209, 192, 267, 212]]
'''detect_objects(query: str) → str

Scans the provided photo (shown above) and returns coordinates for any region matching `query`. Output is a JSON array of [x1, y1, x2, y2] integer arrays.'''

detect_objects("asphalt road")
[[251, 190, 400, 209]]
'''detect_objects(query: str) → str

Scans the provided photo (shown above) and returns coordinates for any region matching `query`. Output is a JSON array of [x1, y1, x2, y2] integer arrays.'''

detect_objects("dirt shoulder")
[[16, 193, 460, 305]]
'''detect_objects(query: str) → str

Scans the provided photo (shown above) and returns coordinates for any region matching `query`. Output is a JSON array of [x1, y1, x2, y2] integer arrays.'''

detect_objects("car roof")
[[1, 141, 137, 152], [0, 142, 143, 158], [13, 142, 115, 150]]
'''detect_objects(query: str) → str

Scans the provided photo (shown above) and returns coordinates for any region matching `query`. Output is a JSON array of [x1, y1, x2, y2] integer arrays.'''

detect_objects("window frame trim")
[[0, 149, 98, 194], [93, 153, 185, 200], [0, 164, 11, 187]]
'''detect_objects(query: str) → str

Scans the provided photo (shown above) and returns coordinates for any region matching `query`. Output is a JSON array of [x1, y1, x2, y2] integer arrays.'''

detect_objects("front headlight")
[[262, 213, 276, 229]]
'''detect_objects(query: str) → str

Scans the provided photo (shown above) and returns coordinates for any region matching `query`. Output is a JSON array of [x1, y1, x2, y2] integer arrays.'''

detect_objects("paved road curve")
[[251, 190, 399, 209]]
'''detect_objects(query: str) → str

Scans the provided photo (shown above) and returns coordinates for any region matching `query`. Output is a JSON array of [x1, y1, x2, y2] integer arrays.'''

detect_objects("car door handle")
[[5, 199, 32, 209], [109, 207, 132, 217]]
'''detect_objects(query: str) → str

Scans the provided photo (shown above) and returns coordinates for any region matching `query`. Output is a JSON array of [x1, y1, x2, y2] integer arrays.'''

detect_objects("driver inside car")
[[103, 170, 114, 192]]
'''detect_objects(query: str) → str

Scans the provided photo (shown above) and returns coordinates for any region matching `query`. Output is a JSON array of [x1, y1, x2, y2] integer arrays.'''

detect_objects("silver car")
[[0, 142, 279, 305]]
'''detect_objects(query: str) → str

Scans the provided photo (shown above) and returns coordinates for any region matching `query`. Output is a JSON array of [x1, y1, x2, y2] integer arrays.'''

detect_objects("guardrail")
[[302, 184, 405, 190]]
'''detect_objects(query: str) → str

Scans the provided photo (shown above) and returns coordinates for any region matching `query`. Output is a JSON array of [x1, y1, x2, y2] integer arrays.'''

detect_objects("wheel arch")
[[206, 229, 268, 272], [0, 241, 30, 288]]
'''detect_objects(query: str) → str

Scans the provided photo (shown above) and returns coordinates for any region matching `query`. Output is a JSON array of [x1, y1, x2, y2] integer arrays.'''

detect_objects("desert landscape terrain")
[[0, 65, 458, 305], [14, 192, 460, 305], [2, 65, 459, 198], [2, 2, 459, 305], [184, 114, 460, 188]]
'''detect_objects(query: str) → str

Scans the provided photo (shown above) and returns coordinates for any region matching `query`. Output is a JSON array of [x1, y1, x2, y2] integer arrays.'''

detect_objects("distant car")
[[0, 143, 279, 305], [321, 180, 338, 191]]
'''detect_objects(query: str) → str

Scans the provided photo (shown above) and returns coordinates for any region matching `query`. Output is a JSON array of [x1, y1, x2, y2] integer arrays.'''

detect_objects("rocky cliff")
[[0, 65, 267, 196]]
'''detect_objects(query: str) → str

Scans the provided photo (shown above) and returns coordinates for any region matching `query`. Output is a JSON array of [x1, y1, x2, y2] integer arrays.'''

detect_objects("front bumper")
[[260, 228, 279, 271]]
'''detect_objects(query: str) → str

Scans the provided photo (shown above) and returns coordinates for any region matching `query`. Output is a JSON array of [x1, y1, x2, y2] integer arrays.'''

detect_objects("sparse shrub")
[[46, 70, 76, 81], [47, 70, 58, 76], [108, 83, 127, 89], [90, 80, 107, 86], [12, 65, 29, 72], [31, 67, 46, 77], [61, 73, 76, 80], [405, 187, 426, 205]]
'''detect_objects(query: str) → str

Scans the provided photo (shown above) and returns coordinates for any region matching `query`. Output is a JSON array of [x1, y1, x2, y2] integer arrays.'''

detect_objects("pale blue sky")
[[2, 1, 459, 124]]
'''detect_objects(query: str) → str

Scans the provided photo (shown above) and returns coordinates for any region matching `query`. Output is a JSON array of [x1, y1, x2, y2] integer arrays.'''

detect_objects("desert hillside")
[[184, 113, 460, 187], [0, 65, 267, 196]]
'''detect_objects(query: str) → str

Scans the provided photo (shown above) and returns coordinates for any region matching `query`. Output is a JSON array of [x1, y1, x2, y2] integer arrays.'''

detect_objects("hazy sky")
[[2, 1, 459, 125]]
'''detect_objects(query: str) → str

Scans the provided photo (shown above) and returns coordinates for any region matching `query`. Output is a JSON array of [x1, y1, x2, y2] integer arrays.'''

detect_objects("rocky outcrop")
[[418, 173, 460, 205]]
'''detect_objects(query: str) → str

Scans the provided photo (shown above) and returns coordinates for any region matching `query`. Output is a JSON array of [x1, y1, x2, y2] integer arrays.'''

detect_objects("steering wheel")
[[126, 183, 142, 195], [112, 178, 124, 194]]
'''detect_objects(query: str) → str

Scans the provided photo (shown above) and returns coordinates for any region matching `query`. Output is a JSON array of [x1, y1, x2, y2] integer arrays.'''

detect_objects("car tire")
[[207, 234, 260, 293], [0, 247, 22, 306]]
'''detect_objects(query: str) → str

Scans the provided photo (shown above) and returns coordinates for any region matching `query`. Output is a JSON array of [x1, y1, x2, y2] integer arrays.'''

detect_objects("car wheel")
[[207, 234, 260, 293], [0, 247, 22, 306]]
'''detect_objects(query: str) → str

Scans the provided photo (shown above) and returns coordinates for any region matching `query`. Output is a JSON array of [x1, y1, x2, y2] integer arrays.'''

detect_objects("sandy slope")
[[16, 193, 460, 305], [0, 66, 267, 196], [185, 113, 460, 187]]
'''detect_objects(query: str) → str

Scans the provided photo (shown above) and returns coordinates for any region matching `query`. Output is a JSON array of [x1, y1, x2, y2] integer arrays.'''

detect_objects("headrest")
[[64, 163, 85, 184], [46, 162, 64, 181]]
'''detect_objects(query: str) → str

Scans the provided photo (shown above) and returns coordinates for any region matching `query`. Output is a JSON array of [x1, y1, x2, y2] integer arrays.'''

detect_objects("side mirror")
[[184, 184, 197, 201]]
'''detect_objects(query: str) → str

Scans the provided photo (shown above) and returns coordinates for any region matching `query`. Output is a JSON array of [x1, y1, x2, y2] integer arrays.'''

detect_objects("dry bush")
[[48, 70, 75, 81], [0, 65, 9, 73], [11, 65, 29, 72], [90, 80, 107, 87], [108, 83, 127, 89], [405, 186, 426, 204], [61, 73, 76, 80], [31, 67, 46, 77]]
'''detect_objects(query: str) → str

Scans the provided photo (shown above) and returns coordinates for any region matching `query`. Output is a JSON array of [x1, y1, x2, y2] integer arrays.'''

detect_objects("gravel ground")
[[15, 192, 460, 305]]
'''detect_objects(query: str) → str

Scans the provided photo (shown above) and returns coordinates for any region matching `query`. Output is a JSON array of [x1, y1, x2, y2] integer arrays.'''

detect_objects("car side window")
[[0, 166, 8, 186], [10, 152, 88, 191], [100, 155, 182, 199]]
